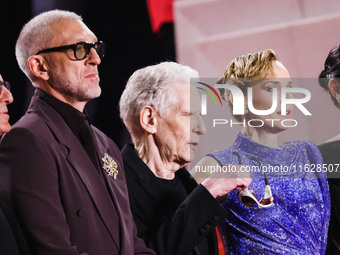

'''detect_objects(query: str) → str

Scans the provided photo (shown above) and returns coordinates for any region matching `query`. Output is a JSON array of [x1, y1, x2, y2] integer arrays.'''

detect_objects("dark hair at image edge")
[[319, 43, 340, 107]]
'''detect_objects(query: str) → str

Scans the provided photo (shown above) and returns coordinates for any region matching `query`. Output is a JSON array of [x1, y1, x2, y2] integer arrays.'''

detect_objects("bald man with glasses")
[[0, 10, 155, 255]]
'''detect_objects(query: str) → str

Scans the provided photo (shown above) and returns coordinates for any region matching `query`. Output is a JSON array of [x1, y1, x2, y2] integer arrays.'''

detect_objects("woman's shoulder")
[[205, 146, 243, 166], [284, 139, 319, 150], [207, 147, 236, 158], [207, 147, 232, 157], [284, 139, 323, 162]]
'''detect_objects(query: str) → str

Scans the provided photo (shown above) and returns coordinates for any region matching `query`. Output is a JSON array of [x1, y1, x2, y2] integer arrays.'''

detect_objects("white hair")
[[15, 10, 82, 82], [119, 61, 199, 142]]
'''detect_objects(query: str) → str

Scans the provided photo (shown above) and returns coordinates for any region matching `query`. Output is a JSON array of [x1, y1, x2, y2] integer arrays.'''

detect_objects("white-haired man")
[[120, 62, 251, 255]]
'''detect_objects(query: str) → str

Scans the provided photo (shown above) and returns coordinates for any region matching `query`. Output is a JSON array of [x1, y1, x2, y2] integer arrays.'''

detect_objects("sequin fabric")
[[208, 133, 330, 255]]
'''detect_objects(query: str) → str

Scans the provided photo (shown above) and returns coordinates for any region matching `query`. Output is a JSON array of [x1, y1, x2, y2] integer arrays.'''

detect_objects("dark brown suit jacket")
[[0, 89, 156, 255], [0, 195, 30, 255]]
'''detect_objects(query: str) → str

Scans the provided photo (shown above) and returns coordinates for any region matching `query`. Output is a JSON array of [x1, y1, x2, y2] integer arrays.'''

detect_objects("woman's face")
[[245, 60, 293, 133], [0, 75, 13, 136]]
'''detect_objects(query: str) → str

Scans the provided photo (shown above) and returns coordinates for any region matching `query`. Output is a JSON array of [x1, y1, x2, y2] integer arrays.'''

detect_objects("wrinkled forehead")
[[49, 19, 97, 46], [171, 82, 193, 109]]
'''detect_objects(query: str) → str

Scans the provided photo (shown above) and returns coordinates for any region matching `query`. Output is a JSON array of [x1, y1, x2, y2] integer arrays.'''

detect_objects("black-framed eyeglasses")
[[36, 41, 106, 60], [0, 81, 10, 95], [233, 151, 274, 209]]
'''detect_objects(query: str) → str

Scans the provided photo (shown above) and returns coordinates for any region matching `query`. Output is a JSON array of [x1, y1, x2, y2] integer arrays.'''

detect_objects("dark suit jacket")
[[0, 90, 155, 255], [122, 144, 227, 255], [0, 195, 30, 255], [319, 141, 340, 254]]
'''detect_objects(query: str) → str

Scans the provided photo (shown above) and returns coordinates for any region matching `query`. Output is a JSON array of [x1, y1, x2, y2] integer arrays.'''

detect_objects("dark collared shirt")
[[38, 88, 88, 140], [38, 88, 101, 171]]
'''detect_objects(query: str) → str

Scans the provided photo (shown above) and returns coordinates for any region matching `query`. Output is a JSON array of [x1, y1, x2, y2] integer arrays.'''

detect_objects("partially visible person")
[[0, 75, 30, 255], [196, 49, 330, 254], [0, 77, 12, 135], [119, 61, 251, 255], [318, 43, 340, 255], [0, 10, 155, 255]]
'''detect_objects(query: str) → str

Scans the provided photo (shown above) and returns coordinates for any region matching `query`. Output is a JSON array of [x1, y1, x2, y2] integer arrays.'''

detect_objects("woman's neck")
[[242, 127, 279, 147]]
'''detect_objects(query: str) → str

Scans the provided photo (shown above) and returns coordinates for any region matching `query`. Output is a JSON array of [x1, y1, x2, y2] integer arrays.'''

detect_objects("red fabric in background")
[[215, 227, 225, 255], [146, 0, 174, 33]]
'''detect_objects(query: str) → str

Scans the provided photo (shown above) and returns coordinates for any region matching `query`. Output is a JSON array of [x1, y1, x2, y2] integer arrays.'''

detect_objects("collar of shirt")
[[36, 88, 90, 140]]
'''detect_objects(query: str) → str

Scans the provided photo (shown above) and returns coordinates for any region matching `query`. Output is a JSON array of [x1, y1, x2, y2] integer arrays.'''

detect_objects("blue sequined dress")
[[208, 133, 330, 255]]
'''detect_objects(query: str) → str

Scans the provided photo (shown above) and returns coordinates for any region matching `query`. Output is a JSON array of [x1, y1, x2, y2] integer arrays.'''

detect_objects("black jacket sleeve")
[[127, 176, 227, 255]]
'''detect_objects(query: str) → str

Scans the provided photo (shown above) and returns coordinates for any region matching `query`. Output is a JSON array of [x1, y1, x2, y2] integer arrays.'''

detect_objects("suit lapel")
[[92, 131, 126, 225], [94, 134, 133, 239], [122, 144, 164, 203], [66, 144, 120, 249], [122, 144, 199, 204], [176, 168, 198, 193], [28, 92, 120, 249]]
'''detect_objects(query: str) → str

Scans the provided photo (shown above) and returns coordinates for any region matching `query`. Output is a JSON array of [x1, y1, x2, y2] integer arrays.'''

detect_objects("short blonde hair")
[[15, 10, 82, 82], [218, 49, 278, 120]]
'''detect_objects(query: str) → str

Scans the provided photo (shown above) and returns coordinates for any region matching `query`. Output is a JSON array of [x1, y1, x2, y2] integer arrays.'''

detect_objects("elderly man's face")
[[0, 76, 13, 136], [155, 83, 206, 167], [45, 19, 102, 105]]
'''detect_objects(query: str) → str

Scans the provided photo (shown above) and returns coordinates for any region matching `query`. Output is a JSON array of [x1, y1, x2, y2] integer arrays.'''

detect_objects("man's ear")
[[329, 79, 340, 102], [27, 55, 49, 81], [139, 106, 157, 134]]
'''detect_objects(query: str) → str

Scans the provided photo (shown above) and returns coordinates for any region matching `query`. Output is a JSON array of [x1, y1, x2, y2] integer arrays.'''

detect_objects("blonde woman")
[[197, 49, 330, 254]]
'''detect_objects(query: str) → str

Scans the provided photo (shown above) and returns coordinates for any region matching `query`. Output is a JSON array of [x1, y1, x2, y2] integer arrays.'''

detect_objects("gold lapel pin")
[[102, 153, 119, 179]]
